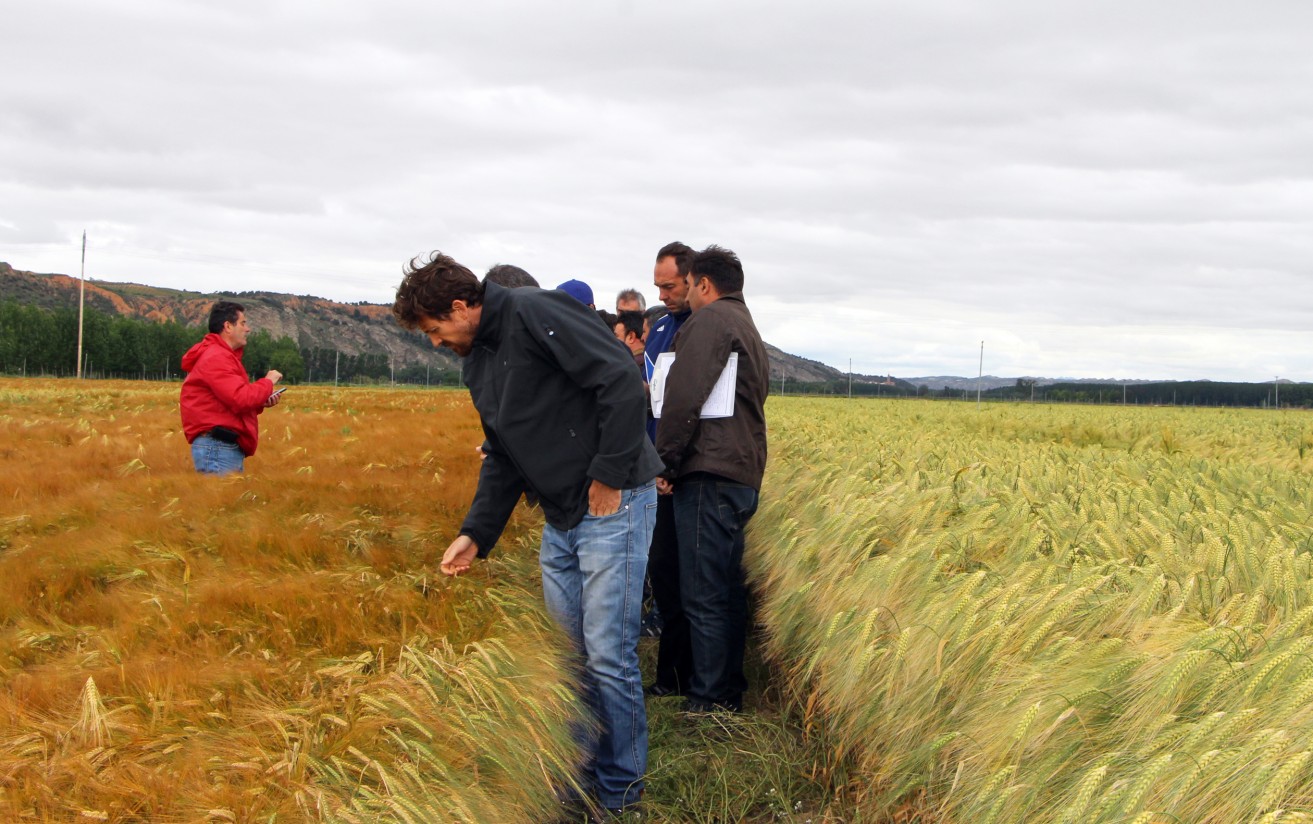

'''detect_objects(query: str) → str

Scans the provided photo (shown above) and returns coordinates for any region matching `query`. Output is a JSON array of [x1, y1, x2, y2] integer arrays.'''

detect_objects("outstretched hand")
[[441, 534, 479, 576]]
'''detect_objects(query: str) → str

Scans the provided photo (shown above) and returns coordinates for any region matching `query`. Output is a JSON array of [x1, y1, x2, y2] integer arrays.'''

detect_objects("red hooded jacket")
[[179, 334, 274, 457]]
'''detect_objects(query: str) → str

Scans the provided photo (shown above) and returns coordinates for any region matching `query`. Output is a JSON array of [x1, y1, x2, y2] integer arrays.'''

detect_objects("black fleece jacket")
[[458, 282, 664, 556]]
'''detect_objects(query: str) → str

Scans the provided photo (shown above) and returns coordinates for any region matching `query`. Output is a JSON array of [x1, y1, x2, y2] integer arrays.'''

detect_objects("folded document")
[[650, 352, 737, 419]]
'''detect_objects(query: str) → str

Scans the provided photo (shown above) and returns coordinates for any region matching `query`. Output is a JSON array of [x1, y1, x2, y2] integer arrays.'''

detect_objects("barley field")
[[7, 381, 1313, 823], [750, 398, 1313, 823], [0, 379, 583, 822]]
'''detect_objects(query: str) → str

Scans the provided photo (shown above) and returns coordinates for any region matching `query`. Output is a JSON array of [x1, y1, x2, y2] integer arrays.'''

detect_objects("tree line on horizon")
[[976, 377, 1311, 408], [0, 301, 462, 386], [1, 300, 1305, 406], [768, 378, 1310, 407]]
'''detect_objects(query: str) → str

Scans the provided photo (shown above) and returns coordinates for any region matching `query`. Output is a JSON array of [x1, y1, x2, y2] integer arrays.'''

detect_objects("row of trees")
[[7, 301, 1302, 405], [767, 376, 1310, 408], [0, 301, 201, 379], [978, 379, 1312, 408], [0, 301, 418, 386], [773, 378, 921, 397]]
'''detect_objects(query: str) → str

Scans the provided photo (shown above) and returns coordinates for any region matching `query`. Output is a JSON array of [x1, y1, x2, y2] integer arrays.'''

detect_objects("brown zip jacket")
[[655, 292, 769, 490]]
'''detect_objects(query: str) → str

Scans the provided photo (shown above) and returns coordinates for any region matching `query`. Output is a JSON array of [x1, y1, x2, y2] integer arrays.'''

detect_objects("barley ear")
[[74, 676, 110, 748]]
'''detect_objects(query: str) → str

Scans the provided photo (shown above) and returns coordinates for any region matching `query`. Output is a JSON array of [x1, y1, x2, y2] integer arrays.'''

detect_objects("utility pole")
[[76, 231, 87, 379], [976, 341, 983, 409], [1275, 376, 1279, 409], [848, 358, 852, 399], [334, 350, 340, 387]]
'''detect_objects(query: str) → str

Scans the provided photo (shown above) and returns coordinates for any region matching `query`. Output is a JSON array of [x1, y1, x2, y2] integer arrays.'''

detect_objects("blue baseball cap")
[[556, 279, 595, 306]]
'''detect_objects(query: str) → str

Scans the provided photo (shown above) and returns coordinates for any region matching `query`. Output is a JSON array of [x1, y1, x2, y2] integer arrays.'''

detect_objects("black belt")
[[207, 426, 240, 444]]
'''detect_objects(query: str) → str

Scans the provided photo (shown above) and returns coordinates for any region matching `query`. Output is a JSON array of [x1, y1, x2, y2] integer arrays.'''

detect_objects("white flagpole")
[[77, 231, 87, 379]]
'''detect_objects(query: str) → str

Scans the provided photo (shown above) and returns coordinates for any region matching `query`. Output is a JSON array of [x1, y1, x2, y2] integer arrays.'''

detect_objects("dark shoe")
[[593, 803, 643, 821], [644, 682, 681, 698], [682, 697, 742, 714], [639, 610, 663, 638], [551, 798, 593, 823]]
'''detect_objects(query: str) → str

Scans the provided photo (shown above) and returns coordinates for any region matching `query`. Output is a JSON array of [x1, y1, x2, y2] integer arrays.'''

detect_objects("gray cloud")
[[2, 0, 1310, 380]]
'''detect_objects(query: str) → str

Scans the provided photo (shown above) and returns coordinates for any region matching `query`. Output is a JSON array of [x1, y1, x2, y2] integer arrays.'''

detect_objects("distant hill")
[[0, 262, 855, 382], [0, 261, 452, 372], [763, 343, 915, 390]]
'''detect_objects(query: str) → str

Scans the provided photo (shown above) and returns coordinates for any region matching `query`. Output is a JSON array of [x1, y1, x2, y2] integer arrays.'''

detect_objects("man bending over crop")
[[655, 245, 769, 714], [392, 252, 661, 817]]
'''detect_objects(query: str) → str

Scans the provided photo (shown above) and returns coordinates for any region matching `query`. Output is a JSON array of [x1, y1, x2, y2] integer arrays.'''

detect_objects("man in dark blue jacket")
[[393, 251, 662, 815], [656, 245, 769, 714], [642, 241, 697, 698]]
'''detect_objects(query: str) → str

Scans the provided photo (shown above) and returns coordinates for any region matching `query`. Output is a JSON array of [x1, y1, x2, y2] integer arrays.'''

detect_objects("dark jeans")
[[673, 472, 759, 710], [649, 494, 692, 692]]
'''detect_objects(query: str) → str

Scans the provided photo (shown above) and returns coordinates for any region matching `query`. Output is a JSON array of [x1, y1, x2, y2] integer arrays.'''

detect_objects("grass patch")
[[639, 622, 863, 823]]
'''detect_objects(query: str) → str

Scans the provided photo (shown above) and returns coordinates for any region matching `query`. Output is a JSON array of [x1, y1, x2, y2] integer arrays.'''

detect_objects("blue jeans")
[[673, 472, 759, 710], [191, 434, 245, 475], [540, 481, 657, 809]]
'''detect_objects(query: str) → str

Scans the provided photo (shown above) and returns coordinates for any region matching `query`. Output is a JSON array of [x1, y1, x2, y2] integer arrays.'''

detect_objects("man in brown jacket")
[[655, 245, 769, 713]]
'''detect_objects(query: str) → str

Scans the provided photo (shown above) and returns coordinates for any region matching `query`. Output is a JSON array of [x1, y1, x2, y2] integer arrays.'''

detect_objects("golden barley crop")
[[0, 379, 582, 822], [749, 397, 1313, 824]]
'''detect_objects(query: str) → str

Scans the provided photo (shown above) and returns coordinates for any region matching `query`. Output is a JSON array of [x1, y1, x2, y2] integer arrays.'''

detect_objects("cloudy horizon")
[[3, 0, 1310, 382]]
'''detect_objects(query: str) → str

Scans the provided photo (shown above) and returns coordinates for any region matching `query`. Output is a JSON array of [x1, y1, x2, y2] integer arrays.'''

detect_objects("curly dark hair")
[[392, 251, 484, 329]]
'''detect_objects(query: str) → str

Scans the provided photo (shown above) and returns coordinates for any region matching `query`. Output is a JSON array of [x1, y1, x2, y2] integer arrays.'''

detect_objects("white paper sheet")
[[650, 352, 737, 419]]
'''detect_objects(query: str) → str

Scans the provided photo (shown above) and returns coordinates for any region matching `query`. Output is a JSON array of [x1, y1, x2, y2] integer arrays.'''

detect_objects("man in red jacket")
[[179, 301, 283, 475]]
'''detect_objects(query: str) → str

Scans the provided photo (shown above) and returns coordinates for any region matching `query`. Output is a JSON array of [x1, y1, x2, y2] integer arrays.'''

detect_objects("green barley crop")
[[749, 398, 1313, 823]]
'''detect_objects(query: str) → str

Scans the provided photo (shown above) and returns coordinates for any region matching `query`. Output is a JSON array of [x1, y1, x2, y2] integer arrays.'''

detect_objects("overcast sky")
[[3, 0, 1311, 381]]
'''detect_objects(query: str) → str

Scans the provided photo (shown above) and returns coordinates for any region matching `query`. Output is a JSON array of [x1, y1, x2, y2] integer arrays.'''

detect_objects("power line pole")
[[1275, 376, 1279, 409], [334, 350, 340, 386], [976, 340, 983, 409], [848, 358, 852, 399], [76, 231, 87, 379]]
